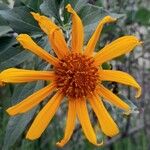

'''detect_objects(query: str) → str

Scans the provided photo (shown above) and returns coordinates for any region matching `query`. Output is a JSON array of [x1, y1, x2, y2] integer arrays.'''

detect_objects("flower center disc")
[[55, 53, 99, 99]]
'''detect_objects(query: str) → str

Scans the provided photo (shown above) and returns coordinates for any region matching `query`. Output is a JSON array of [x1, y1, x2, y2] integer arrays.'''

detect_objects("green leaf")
[[0, 47, 32, 70], [0, 26, 12, 36], [80, 4, 117, 26], [21, 0, 43, 12], [65, 0, 88, 12], [0, 7, 42, 35], [0, 36, 32, 70], [0, 36, 16, 52], [127, 8, 150, 26], [79, 4, 124, 43], [63, 0, 88, 24], [0, 2, 12, 36], [40, 0, 62, 23], [117, 94, 138, 114], [3, 81, 44, 150], [135, 8, 150, 26], [102, 62, 112, 70], [13, 0, 25, 7], [0, 3, 9, 10]]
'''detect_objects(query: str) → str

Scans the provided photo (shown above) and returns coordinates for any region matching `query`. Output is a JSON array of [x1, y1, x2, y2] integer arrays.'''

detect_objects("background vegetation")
[[0, 0, 150, 150]]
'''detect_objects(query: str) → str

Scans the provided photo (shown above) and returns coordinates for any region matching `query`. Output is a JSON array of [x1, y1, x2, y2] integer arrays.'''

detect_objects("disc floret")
[[55, 53, 99, 98]]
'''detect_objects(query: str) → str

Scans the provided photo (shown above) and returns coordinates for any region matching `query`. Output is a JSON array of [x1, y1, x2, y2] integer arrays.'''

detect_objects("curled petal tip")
[[30, 12, 35, 15], [104, 16, 117, 22], [126, 36, 142, 47], [16, 34, 22, 41], [25, 133, 37, 141], [123, 109, 132, 116], [139, 41, 144, 45], [0, 81, 5, 86], [6, 108, 16, 116], [30, 12, 40, 20], [134, 37, 142, 45], [16, 34, 32, 48], [56, 142, 64, 148], [16, 34, 29, 41], [135, 86, 142, 98], [66, 4, 73, 12], [66, 3, 71, 8], [94, 140, 104, 146], [6, 109, 11, 115]]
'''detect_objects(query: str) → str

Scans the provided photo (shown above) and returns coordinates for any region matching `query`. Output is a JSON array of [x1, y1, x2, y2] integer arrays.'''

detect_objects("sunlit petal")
[[99, 70, 141, 98], [31, 12, 57, 34], [94, 36, 141, 65], [97, 84, 131, 111], [7, 83, 56, 115], [66, 4, 84, 53], [17, 34, 58, 66], [31, 12, 69, 58], [48, 28, 70, 58], [76, 98, 103, 146], [88, 93, 119, 137], [26, 91, 64, 140], [0, 68, 55, 83], [84, 16, 116, 56], [56, 99, 76, 147]]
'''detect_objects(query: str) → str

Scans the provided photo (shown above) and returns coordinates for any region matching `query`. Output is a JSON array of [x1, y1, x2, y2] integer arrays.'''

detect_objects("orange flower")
[[0, 4, 141, 147]]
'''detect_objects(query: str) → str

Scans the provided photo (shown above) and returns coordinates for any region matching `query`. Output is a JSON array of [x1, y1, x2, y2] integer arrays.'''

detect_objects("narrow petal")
[[87, 93, 119, 137], [17, 34, 58, 66], [0, 68, 55, 83], [84, 16, 116, 56], [31, 12, 57, 34], [66, 4, 84, 53], [48, 29, 70, 58], [76, 98, 103, 146], [26, 91, 64, 140], [94, 36, 142, 65], [31, 12, 69, 58], [56, 99, 76, 147], [7, 83, 56, 115], [97, 84, 131, 111], [99, 70, 141, 98]]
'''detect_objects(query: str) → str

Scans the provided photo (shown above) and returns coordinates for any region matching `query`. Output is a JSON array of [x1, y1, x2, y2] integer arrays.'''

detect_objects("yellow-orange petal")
[[0, 68, 55, 83], [26, 91, 64, 140], [66, 4, 84, 53], [99, 70, 141, 98], [56, 99, 76, 147], [31, 12, 69, 58], [87, 93, 119, 137], [76, 98, 103, 146], [48, 28, 70, 58], [17, 34, 58, 66], [94, 36, 141, 66], [84, 16, 116, 56], [97, 84, 131, 111], [7, 83, 55, 115], [31, 12, 57, 34]]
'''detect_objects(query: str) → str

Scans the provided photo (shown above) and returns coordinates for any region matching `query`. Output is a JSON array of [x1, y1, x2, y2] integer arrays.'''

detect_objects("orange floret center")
[[54, 53, 99, 99]]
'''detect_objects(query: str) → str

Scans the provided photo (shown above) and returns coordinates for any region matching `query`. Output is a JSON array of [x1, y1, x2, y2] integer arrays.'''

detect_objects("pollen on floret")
[[54, 53, 99, 99]]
